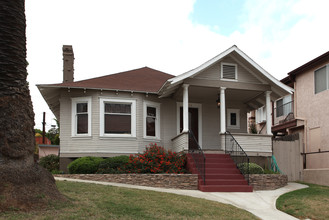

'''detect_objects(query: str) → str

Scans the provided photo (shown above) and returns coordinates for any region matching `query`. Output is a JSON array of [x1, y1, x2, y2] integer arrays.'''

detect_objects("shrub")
[[237, 162, 264, 174], [39, 154, 59, 172], [68, 156, 104, 174], [97, 155, 130, 174], [125, 143, 187, 174], [264, 169, 280, 174]]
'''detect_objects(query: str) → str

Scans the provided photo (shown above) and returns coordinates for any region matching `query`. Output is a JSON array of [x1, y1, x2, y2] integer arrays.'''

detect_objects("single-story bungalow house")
[[38, 45, 293, 175]]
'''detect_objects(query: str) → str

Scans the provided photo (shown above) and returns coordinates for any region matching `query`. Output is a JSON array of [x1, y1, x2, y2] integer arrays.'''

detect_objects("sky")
[[25, 0, 329, 130]]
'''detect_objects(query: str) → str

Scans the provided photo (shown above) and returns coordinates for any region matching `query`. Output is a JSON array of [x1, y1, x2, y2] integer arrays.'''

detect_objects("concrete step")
[[199, 174, 245, 180], [199, 179, 248, 186], [205, 163, 236, 168], [204, 168, 241, 174], [199, 185, 253, 192]]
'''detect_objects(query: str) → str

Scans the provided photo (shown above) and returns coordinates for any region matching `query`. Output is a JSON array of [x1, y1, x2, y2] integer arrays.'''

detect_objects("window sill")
[[227, 126, 240, 129], [220, 78, 238, 82], [71, 136, 92, 139], [99, 136, 137, 140]]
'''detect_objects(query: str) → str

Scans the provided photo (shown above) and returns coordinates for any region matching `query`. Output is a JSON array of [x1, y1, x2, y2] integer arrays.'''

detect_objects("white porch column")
[[182, 84, 189, 132], [220, 87, 226, 133], [265, 91, 272, 135]]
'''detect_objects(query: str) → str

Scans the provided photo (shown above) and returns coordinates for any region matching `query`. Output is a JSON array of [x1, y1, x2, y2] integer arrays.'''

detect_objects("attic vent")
[[221, 63, 237, 80]]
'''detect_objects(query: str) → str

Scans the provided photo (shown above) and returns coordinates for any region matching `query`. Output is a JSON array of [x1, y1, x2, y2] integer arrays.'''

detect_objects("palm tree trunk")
[[0, 0, 65, 211]]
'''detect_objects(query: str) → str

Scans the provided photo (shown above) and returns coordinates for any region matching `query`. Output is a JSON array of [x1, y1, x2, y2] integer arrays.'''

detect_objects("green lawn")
[[0, 181, 258, 220], [277, 182, 329, 220]]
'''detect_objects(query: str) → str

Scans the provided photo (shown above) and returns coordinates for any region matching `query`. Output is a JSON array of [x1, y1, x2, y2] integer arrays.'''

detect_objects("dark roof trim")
[[280, 75, 293, 84], [287, 51, 329, 78]]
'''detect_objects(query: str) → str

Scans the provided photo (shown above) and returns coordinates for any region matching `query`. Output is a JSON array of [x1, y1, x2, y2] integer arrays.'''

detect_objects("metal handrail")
[[188, 130, 206, 185], [224, 131, 250, 184]]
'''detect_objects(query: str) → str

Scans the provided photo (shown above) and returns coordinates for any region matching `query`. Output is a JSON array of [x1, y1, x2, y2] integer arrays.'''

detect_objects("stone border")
[[54, 174, 198, 190], [249, 174, 288, 190]]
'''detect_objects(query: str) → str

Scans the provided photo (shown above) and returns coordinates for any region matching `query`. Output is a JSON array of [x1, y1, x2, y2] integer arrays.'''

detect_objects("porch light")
[[216, 94, 220, 108]]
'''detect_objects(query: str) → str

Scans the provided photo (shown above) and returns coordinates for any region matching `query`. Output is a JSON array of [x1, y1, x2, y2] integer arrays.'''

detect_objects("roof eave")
[[288, 51, 329, 77], [36, 84, 159, 95]]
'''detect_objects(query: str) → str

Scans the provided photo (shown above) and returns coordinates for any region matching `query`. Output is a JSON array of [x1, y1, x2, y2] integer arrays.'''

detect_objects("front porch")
[[169, 83, 273, 155], [157, 46, 293, 178]]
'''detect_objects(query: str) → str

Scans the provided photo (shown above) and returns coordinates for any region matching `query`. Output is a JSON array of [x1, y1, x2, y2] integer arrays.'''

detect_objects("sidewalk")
[[55, 177, 307, 220]]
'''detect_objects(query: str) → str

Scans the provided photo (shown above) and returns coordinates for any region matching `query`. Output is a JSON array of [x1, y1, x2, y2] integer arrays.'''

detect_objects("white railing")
[[220, 133, 272, 155]]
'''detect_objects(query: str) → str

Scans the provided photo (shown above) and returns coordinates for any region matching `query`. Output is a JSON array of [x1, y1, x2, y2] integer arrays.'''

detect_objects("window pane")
[[315, 66, 327, 94], [77, 114, 88, 134], [105, 115, 131, 134], [276, 99, 283, 117], [77, 103, 88, 113], [105, 103, 131, 114], [147, 107, 156, 117], [146, 117, 155, 136], [230, 113, 237, 125]]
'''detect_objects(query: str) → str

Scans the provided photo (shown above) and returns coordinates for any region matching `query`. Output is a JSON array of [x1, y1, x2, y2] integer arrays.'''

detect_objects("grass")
[[277, 182, 329, 220], [0, 181, 258, 220]]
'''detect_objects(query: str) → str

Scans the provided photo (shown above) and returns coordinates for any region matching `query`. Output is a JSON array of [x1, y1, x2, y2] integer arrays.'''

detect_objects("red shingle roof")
[[48, 67, 174, 93]]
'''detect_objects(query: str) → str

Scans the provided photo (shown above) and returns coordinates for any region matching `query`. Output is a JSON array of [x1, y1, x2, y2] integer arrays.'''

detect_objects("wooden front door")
[[180, 107, 199, 141]]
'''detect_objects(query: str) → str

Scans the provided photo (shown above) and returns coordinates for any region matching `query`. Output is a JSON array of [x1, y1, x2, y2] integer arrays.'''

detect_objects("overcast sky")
[[26, 0, 329, 130]]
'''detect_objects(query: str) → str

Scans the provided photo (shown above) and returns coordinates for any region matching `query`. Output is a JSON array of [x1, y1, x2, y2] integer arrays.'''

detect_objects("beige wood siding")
[[59, 89, 178, 157], [194, 64, 219, 80], [194, 56, 263, 84], [230, 133, 272, 153], [226, 101, 248, 134], [201, 102, 220, 150], [172, 132, 188, 152]]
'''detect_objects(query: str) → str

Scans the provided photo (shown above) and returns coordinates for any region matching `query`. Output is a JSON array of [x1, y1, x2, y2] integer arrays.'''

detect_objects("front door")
[[180, 107, 198, 141]]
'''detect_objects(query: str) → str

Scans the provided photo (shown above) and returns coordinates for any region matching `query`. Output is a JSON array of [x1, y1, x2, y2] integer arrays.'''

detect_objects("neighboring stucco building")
[[271, 51, 329, 186], [38, 45, 292, 171]]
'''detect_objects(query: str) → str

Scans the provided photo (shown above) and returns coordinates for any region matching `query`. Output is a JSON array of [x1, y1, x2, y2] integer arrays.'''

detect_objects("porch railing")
[[225, 131, 250, 184], [188, 130, 206, 185], [274, 101, 294, 126]]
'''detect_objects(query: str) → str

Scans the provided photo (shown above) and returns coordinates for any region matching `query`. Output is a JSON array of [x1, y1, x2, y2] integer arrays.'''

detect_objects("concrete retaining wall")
[[303, 169, 329, 187], [55, 174, 198, 190]]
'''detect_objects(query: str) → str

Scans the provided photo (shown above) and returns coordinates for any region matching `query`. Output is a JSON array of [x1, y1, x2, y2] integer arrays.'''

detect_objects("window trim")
[[314, 64, 329, 94], [143, 101, 161, 140], [71, 97, 92, 137], [221, 62, 238, 81], [227, 109, 240, 129], [99, 98, 136, 137]]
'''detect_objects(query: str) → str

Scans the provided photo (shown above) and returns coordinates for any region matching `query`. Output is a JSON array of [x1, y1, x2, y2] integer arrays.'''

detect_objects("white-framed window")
[[315, 64, 329, 94], [143, 101, 160, 139], [71, 97, 92, 137], [221, 62, 237, 81], [227, 109, 240, 129], [255, 106, 266, 123], [99, 98, 136, 137]]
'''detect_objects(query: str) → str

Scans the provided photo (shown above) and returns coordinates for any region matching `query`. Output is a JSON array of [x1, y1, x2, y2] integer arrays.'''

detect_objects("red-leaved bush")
[[121, 143, 187, 174]]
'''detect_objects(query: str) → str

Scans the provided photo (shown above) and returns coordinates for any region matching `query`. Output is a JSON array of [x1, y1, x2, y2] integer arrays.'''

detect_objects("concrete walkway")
[[55, 177, 308, 220]]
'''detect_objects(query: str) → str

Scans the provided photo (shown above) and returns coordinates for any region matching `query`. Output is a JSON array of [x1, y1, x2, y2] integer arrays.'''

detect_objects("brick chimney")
[[63, 45, 74, 83]]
